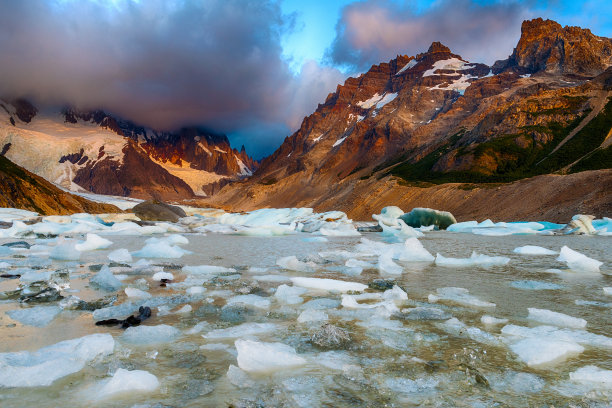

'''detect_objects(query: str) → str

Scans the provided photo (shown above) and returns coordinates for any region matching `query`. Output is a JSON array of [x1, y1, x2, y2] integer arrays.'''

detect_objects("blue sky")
[[1, 0, 611, 158]]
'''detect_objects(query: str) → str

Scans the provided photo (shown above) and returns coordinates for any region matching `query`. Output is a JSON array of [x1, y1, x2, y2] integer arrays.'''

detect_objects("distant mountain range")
[[0, 101, 257, 201], [208, 18, 612, 220], [1, 18, 611, 219]]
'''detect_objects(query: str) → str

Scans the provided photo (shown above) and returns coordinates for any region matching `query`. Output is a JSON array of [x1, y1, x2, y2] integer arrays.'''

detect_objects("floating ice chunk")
[[378, 253, 403, 275], [481, 315, 508, 326], [275, 284, 308, 304], [509, 337, 583, 368], [146, 234, 189, 246], [6, 306, 61, 327], [90, 265, 122, 291], [132, 241, 191, 259], [203, 322, 278, 339], [186, 321, 209, 334], [152, 271, 174, 281], [564, 214, 597, 235], [235, 339, 307, 373], [557, 246, 602, 273], [92, 369, 159, 399], [429, 287, 495, 308], [108, 248, 132, 263], [125, 287, 151, 299], [527, 308, 586, 329], [186, 286, 206, 296], [435, 251, 509, 267], [75, 233, 113, 251], [227, 364, 254, 388], [276, 256, 316, 273], [290, 277, 367, 292], [297, 309, 328, 323], [379, 220, 423, 239], [0, 333, 114, 387], [122, 324, 181, 345], [513, 245, 557, 255], [175, 304, 192, 314], [510, 280, 563, 290], [569, 365, 612, 387], [372, 206, 404, 227], [396, 238, 434, 262], [183, 265, 236, 274], [501, 324, 612, 349], [226, 294, 271, 309], [49, 239, 81, 261], [604, 287, 612, 296], [302, 298, 341, 310]]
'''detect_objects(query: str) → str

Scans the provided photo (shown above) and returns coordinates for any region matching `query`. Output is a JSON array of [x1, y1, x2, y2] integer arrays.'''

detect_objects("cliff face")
[[0, 154, 120, 215], [208, 18, 612, 216], [0, 103, 257, 200]]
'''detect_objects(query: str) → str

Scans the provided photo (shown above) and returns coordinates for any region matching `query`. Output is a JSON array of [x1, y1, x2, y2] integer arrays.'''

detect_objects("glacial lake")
[[0, 212, 610, 407]]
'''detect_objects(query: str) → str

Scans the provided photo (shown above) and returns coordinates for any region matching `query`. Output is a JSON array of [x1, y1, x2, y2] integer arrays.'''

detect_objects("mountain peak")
[[427, 41, 451, 54], [494, 17, 612, 76]]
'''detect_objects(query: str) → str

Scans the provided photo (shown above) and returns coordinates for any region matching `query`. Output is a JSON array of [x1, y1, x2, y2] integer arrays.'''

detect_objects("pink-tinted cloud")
[[327, 0, 533, 71]]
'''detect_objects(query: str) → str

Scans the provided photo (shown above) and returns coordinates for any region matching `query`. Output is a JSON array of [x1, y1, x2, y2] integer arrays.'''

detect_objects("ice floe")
[[75, 233, 113, 251], [122, 324, 181, 345], [0, 333, 114, 387], [290, 277, 367, 292], [276, 256, 316, 273], [204, 322, 278, 339], [510, 280, 563, 290], [108, 248, 132, 263], [526, 308, 587, 329], [435, 251, 509, 267], [90, 265, 122, 291], [6, 305, 61, 327], [428, 287, 495, 308], [275, 284, 308, 304], [480, 315, 508, 325], [513, 245, 557, 255], [508, 337, 584, 368], [557, 246, 603, 273]]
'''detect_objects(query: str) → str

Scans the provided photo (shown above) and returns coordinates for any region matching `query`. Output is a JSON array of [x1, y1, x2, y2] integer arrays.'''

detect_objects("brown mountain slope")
[[208, 18, 612, 219], [0, 154, 120, 215]]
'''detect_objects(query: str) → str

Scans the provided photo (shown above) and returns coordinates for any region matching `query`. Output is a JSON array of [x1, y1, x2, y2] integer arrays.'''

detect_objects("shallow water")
[[1, 229, 611, 407]]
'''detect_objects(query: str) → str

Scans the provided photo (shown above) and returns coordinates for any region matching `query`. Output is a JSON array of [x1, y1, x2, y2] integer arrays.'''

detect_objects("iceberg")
[[75, 233, 113, 251], [569, 365, 612, 387], [377, 253, 403, 275], [132, 240, 191, 258], [400, 207, 457, 230], [183, 265, 236, 275], [108, 248, 132, 263], [0, 333, 114, 387], [91, 369, 159, 399], [90, 265, 123, 292], [124, 287, 152, 299], [49, 239, 81, 261], [276, 256, 316, 273], [557, 246, 602, 273], [563, 214, 597, 235], [481, 315, 508, 325], [235, 339, 307, 373], [152, 271, 174, 281], [372, 206, 404, 227]]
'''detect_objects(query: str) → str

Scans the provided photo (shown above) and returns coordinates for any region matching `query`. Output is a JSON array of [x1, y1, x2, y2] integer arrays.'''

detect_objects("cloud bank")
[[0, 0, 343, 157], [327, 0, 532, 72]]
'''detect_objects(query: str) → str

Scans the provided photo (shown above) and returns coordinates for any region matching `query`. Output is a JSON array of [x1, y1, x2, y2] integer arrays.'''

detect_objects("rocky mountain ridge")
[[0, 101, 257, 200], [208, 18, 612, 217]]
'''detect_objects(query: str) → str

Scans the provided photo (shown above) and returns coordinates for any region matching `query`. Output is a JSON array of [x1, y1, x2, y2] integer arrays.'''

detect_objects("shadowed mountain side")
[[0, 154, 120, 214]]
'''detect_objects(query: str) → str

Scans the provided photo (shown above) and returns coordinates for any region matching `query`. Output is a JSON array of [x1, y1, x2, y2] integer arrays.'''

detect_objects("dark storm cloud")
[[0, 0, 343, 151], [327, 0, 533, 71]]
